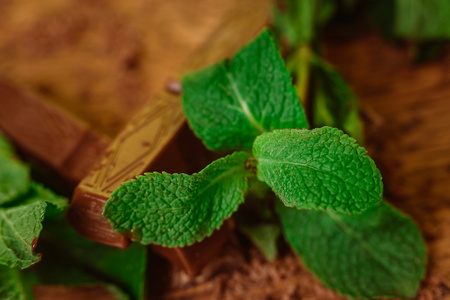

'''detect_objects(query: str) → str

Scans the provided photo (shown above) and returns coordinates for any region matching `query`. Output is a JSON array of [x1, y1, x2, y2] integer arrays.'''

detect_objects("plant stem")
[[294, 44, 312, 105]]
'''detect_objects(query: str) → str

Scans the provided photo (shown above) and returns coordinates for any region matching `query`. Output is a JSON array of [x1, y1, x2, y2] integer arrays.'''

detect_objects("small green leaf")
[[311, 57, 364, 144], [0, 156, 30, 206], [27, 183, 68, 215], [394, 0, 450, 40], [182, 30, 308, 151], [277, 202, 427, 299], [239, 223, 280, 261], [272, 0, 336, 46], [0, 266, 24, 300], [0, 201, 46, 269], [104, 152, 252, 247], [0, 134, 14, 158], [253, 127, 383, 214]]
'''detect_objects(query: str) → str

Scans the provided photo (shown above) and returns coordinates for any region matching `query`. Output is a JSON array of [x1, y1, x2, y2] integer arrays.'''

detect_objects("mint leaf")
[[239, 223, 280, 261], [0, 201, 46, 269], [182, 30, 308, 151], [277, 202, 427, 299], [394, 0, 450, 39], [0, 266, 24, 300], [35, 216, 146, 300], [0, 156, 30, 206], [253, 127, 383, 214], [26, 183, 68, 216], [104, 151, 252, 247], [0, 134, 14, 158], [312, 57, 363, 143], [273, 0, 335, 46]]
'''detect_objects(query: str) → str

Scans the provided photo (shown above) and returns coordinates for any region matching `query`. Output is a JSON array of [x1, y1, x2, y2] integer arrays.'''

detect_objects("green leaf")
[[0, 266, 24, 300], [312, 57, 364, 144], [273, 0, 315, 45], [253, 127, 383, 214], [239, 223, 280, 261], [0, 156, 30, 206], [182, 30, 308, 151], [26, 183, 68, 216], [277, 202, 427, 299], [394, 0, 450, 40], [0, 134, 14, 158], [34, 216, 146, 300], [272, 0, 336, 46], [0, 201, 46, 269], [104, 151, 252, 247]]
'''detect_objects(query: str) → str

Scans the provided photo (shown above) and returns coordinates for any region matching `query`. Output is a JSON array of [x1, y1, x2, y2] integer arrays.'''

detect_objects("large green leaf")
[[394, 0, 450, 39], [0, 201, 46, 269], [182, 30, 308, 151], [253, 127, 383, 214], [277, 202, 427, 299], [104, 151, 252, 247]]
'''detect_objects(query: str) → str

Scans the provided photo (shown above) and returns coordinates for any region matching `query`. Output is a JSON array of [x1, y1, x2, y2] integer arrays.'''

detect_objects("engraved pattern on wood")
[[79, 93, 185, 195]]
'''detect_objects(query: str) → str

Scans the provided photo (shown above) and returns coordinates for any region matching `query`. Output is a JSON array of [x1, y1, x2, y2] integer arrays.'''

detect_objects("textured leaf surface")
[[312, 57, 363, 143], [0, 201, 46, 269], [253, 127, 383, 214], [0, 156, 30, 206], [277, 202, 427, 299], [104, 152, 251, 247], [182, 30, 307, 151], [240, 223, 280, 261]]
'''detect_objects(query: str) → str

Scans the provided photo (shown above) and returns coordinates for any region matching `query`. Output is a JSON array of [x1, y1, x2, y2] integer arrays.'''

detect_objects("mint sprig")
[[253, 127, 383, 214], [104, 151, 252, 247], [103, 30, 426, 299], [182, 30, 308, 151]]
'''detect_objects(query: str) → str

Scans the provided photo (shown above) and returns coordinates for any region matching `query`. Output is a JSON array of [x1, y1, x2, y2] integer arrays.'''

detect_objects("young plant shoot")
[[103, 30, 426, 299]]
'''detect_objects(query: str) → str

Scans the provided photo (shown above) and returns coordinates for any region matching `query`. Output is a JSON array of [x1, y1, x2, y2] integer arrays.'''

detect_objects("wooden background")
[[0, 0, 449, 299]]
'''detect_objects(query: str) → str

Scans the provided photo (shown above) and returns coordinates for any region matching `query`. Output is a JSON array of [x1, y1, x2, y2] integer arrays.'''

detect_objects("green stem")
[[294, 45, 312, 105]]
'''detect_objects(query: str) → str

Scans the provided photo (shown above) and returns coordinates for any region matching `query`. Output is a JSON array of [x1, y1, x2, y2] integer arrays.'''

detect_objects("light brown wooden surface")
[[0, 0, 272, 137]]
